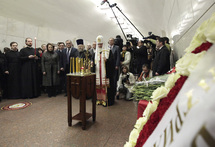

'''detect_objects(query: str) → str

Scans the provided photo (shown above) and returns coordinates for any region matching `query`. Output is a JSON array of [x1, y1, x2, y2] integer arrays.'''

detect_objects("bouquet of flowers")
[[131, 84, 162, 101], [131, 75, 168, 101]]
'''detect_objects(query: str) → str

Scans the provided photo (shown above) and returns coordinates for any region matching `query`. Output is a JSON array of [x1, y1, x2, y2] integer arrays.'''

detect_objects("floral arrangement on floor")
[[132, 75, 169, 101], [131, 84, 163, 101], [124, 13, 215, 147]]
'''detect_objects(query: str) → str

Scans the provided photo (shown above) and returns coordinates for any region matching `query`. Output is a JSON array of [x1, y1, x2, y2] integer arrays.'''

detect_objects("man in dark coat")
[[20, 37, 40, 98], [62, 40, 78, 96], [4, 42, 21, 99], [63, 40, 78, 74], [56, 42, 65, 93], [152, 37, 170, 76], [109, 37, 121, 97], [135, 40, 149, 75], [89, 41, 96, 73]]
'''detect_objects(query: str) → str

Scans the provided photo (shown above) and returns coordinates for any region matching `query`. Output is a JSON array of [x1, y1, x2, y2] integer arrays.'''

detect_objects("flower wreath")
[[124, 13, 215, 147]]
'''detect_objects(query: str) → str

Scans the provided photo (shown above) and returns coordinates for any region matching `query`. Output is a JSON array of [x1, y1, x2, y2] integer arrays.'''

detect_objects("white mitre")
[[96, 35, 103, 44]]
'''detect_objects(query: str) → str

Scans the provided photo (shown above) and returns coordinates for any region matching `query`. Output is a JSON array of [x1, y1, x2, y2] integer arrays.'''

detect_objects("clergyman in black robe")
[[0, 50, 7, 100], [76, 39, 92, 60], [19, 38, 40, 98], [5, 42, 21, 98]]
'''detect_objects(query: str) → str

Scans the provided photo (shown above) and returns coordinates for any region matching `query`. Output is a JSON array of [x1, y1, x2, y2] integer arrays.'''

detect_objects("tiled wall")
[[163, 0, 215, 67], [0, 16, 82, 51], [172, 4, 215, 64], [0, 16, 46, 50]]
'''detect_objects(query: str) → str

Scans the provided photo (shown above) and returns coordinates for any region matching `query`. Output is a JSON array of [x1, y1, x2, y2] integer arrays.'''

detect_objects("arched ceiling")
[[0, 0, 214, 43]]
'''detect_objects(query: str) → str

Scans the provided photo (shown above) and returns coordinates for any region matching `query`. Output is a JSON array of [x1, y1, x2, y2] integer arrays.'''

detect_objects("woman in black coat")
[[42, 43, 60, 97]]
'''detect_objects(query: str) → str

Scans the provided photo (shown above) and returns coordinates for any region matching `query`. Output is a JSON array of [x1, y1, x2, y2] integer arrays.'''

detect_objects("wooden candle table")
[[67, 73, 96, 130]]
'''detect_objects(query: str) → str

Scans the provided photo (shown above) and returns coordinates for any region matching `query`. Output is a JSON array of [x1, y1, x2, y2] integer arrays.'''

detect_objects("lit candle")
[[78, 58, 80, 73], [72, 57, 75, 73], [34, 37, 37, 55], [70, 57, 72, 73], [79, 58, 81, 73], [76, 57, 78, 73]]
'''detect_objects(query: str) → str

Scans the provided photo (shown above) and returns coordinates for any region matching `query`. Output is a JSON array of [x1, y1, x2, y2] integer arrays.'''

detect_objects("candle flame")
[[35, 37, 37, 40]]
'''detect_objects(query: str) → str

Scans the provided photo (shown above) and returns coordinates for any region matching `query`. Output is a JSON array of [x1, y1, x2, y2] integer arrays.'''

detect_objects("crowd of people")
[[0, 34, 171, 107]]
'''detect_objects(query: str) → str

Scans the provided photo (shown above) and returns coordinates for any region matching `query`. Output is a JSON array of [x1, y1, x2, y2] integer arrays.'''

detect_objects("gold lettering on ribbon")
[[175, 104, 183, 132], [153, 90, 200, 147], [153, 96, 199, 147], [153, 120, 174, 147], [191, 124, 215, 147], [164, 128, 167, 147], [184, 90, 199, 116], [153, 133, 163, 147], [163, 120, 174, 147], [198, 79, 210, 91], [208, 67, 215, 82], [186, 90, 193, 110], [170, 120, 174, 144]]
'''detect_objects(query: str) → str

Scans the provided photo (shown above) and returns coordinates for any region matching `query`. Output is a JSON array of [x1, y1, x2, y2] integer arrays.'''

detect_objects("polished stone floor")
[[0, 94, 137, 147]]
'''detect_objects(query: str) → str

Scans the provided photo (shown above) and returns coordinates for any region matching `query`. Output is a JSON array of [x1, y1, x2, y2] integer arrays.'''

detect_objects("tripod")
[[106, 1, 127, 41], [106, 1, 144, 40]]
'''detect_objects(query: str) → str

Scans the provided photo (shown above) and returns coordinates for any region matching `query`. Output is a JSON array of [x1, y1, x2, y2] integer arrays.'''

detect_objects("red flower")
[[192, 42, 213, 54], [150, 111, 160, 124], [135, 76, 188, 147]]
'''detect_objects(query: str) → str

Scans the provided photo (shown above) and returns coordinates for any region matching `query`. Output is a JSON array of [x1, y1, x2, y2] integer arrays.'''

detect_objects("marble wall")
[[163, 0, 215, 65], [0, 16, 90, 51], [172, 3, 215, 64]]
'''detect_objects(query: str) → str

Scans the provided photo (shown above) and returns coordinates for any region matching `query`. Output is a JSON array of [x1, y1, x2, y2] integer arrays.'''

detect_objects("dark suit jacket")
[[55, 49, 64, 69], [90, 49, 96, 73], [89, 48, 95, 57], [111, 45, 120, 68], [62, 47, 78, 70], [137, 45, 148, 65], [152, 46, 170, 76]]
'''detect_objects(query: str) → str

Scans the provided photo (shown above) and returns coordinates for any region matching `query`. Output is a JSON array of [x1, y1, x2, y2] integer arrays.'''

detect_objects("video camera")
[[126, 34, 138, 47]]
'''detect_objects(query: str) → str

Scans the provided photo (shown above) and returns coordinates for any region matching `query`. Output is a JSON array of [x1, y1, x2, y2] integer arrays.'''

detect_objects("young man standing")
[[152, 37, 170, 76], [20, 38, 40, 98]]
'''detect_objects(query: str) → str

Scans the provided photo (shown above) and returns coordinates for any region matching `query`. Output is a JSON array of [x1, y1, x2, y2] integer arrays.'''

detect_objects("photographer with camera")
[[116, 65, 135, 100]]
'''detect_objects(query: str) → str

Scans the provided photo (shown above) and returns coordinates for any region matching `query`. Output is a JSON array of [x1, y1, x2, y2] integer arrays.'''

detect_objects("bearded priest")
[[77, 39, 86, 58], [95, 35, 115, 107]]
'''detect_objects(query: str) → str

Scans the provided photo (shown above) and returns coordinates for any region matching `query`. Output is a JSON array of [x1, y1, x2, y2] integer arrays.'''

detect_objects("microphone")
[[110, 3, 117, 7], [101, 0, 107, 5]]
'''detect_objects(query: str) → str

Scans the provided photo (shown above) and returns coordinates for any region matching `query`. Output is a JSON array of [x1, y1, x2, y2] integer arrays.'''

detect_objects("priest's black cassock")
[[5, 50, 21, 98], [20, 47, 40, 98], [0, 51, 7, 99], [78, 50, 86, 59]]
